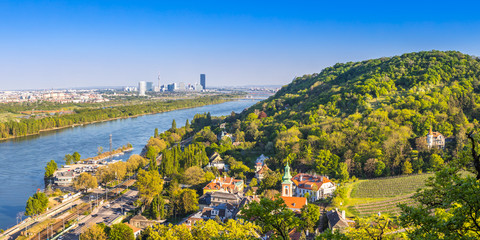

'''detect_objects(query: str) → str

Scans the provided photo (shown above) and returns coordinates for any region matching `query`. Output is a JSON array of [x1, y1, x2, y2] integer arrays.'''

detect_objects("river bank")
[[82, 145, 134, 163], [0, 97, 236, 142]]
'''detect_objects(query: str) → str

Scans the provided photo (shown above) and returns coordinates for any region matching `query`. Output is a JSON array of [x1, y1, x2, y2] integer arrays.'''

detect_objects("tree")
[[44, 160, 57, 178], [374, 161, 386, 177], [221, 219, 261, 239], [338, 162, 349, 182], [73, 151, 81, 163], [171, 119, 177, 131], [149, 195, 166, 220], [250, 178, 258, 187], [73, 172, 98, 192], [109, 223, 134, 240], [300, 204, 320, 233], [183, 166, 206, 185], [154, 128, 159, 138], [402, 160, 413, 175], [241, 197, 300, 240], [80, 223, 107, 240], [260, 171, 280, 191], [316, 229, 350, 240], [98, 146, 103, 155], [204, 171, 216, 183], [347, 215, 399, 240], [147, 137, 167, 152], [429, 154, 444, 171], [25, 192, 49, 216], [364, 158, 378, 178], [179, 189, 199, 214], [466, 131, 480, 179], [64, 154, 73, 165], [399, 167, 480, 239], [136, 169, 164, 204], [315, 150, 340, 176]]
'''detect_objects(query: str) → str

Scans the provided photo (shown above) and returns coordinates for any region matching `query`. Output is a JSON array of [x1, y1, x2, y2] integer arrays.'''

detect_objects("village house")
[[292, 173, 336, 202], [125, 223, 142, 238], [255, 154, 270, 181], [184, 203, 237, 228], [426, 127, 445, 149], [218, 130, 235, 142], [210, 191, 241, 206], [129, 215, 164, 229], [206, 152, 228, 171], [203, 176, 244, 195], [326, 209, 354, 233]]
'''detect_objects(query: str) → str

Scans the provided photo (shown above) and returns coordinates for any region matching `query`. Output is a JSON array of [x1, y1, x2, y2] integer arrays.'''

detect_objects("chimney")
[[342, 210, 345, 219], [300, 174, 303, 182]]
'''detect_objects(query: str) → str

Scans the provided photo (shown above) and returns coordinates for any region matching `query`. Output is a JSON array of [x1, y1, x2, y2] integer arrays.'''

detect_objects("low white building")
[[54, 171, 76, 186], [292, 173, 336, 202]]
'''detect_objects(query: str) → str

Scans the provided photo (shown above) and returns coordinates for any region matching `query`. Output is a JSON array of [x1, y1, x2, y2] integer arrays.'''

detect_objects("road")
[[62, 189, 138, 240]]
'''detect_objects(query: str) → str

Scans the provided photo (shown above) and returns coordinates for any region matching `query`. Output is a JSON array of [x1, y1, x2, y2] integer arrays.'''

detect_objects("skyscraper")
[[146, 82, 154, 91], [200, 74, 206, 90], [138, 81, 146, 96]]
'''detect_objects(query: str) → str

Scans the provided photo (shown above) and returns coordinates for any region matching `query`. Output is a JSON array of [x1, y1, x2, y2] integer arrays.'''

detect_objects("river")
[[0, 99, 259, 229]]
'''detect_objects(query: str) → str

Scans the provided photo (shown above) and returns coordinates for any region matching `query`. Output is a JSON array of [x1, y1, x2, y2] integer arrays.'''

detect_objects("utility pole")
[[109, 134, 113, 161]]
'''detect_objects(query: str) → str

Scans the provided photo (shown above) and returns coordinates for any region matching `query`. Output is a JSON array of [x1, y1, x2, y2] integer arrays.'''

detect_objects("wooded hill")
[[236, 50, 480, 178]]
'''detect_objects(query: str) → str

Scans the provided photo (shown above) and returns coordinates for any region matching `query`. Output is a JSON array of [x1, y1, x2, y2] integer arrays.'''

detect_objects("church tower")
[[282, 163, 293, 197]]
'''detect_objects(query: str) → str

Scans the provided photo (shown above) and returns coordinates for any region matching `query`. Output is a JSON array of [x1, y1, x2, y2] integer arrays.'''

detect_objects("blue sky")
[[1, 0, 480, 90]]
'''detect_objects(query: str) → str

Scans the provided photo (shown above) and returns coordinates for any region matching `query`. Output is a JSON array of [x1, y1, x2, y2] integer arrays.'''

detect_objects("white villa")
[[426, 128, 445, 149], [291, 173, 336, 202]]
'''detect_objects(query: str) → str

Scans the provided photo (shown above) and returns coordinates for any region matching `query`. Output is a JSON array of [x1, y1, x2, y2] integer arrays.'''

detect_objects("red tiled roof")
[[428, 131, 444, 138], [281, 196, 307, 210], [292, 173, 332, 190], [125, 223, 142, 233], [257, 164, 270, 174], [289, 228, 302, 240], [203, 177, 242, 192]]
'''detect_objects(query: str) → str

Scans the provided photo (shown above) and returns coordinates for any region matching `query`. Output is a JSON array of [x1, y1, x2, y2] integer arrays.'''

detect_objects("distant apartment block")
[[200, 74, 206, 90], [138, 81, 147, 96]]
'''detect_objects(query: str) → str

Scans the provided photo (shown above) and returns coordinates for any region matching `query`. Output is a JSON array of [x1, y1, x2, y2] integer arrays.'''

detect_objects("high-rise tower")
[[200, 74, 206, 90], [138, 81, 146, 96]]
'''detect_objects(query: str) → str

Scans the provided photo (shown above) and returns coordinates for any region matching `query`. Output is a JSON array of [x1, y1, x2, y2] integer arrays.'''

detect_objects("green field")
[[0, 112, 21, 123]]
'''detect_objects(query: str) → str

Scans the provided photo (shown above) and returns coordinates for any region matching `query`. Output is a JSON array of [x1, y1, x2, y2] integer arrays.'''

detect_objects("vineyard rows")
[[351, 173, 433, 198]]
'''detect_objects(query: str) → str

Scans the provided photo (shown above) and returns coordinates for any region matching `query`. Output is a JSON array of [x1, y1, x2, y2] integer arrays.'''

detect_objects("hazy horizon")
[[1, 1, 480, 90]]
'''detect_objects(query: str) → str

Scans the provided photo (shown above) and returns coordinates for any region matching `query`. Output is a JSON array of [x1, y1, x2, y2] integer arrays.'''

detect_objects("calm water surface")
[[0, 99, 259, 229]]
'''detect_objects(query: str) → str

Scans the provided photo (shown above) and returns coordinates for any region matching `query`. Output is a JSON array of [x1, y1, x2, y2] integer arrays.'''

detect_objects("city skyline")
[[1, 1, 480, 90]]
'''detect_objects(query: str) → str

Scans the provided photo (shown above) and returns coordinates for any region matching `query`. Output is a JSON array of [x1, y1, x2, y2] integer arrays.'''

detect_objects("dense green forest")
[[0, 95, 232, 139], [228, 50, 480, 178]]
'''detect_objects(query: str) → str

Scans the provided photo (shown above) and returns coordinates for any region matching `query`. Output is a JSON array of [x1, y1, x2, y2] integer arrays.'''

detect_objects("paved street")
[[62, 189, 138, 240]]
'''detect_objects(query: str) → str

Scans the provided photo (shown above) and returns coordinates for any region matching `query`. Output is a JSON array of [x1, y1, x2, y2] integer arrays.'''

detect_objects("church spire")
[[282, 162, 293, 184]]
